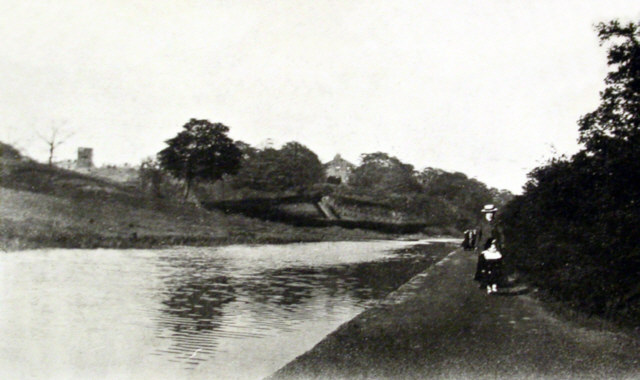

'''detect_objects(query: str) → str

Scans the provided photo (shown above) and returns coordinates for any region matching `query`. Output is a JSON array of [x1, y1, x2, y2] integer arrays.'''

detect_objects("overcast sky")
[[2, 1, 640, 193]]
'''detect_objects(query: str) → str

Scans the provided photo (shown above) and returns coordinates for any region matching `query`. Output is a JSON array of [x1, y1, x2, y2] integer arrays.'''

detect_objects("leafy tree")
[[234, 140, 258, 160], [350, 152, 420, 194], [158, 119, 241, 199], [573, 21, 640, 227], [233, 147, 281, 192], [419, 168, 495, 229], [489, 188, 515, 208], [339, 158, 504, 230], [416, 167, 445, 187], [233, 141, 324, 193], [576, 21, 640, 219], [578, 20, 640, 152], [277, 142, 325, 192], [500, 20, 640, 320]]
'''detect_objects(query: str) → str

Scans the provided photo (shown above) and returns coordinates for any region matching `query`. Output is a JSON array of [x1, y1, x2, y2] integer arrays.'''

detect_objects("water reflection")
[[151, 242, 448, 371], [0, 240, 453, 379], [161, 277, 235, 331]]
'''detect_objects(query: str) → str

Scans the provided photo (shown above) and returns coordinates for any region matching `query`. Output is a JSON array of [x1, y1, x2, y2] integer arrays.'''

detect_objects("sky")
[[2, 1, 640, 194]]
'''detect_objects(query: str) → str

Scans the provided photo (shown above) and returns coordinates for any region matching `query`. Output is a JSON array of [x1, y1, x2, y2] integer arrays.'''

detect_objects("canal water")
[[0, 240, 454, 379]]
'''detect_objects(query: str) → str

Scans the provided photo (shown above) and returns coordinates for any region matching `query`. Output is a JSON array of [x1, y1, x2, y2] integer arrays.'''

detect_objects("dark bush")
[[499, 20, 640, 323]]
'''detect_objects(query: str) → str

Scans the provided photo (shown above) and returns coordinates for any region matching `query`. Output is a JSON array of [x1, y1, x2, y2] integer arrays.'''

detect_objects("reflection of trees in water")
[[157, 243, 448, 326], [236, 245, 444, 310], [161, 275, 236, 332], [331, 255, 434, 300], [153, 275, 236, 368], [153, 255, 238, 367], [152, 242, 450, 366], [238, 268, 318, 307], [156, 253, 236, 333], [322, 259, 424, 300]]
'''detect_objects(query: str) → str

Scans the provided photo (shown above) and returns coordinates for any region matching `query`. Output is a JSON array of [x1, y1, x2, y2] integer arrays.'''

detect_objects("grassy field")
[[0, 155, 394, 251]]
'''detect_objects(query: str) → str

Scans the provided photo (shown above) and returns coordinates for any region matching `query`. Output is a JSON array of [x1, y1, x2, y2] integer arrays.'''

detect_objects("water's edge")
[[267, 243, 458, 379]]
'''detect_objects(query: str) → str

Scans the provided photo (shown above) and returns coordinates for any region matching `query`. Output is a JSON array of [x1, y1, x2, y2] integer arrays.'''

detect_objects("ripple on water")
[[0, 240, 452, 379]]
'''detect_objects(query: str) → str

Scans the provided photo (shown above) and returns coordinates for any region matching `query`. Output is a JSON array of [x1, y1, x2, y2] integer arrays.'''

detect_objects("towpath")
[[271, 247, 640, 379]]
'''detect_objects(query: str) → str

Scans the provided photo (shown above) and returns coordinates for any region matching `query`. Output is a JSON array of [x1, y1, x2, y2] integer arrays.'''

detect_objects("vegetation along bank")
[[1, 115, 511, 250], [499, 20, 640, 325]]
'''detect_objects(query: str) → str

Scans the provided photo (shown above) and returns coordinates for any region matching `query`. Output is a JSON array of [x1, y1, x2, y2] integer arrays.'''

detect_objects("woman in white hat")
[[474, 204, 502, 292]]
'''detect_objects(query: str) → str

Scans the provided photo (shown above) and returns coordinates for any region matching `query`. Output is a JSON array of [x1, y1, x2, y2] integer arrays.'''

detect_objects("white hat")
[[481, 204, 498, 213]]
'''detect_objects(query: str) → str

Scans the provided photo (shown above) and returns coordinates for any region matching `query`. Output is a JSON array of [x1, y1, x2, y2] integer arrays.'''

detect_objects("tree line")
[[499, 20, 640, 322], [150, 120, 326, 199], [147, 118, 511, 232]]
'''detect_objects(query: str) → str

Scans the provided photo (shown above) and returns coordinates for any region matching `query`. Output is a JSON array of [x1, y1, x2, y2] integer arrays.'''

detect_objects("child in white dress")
[[481, 239, 502, 294]]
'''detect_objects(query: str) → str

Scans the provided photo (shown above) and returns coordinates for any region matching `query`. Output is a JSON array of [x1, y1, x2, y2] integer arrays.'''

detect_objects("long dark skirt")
[[475, 256, 502, 286], [482, 259, 502, 286]]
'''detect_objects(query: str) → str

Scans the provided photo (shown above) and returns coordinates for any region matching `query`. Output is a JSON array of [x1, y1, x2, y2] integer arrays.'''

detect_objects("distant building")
[[54, 147, 94, 171], [324, 154, 355, 185], [77, 147, 93, 169], [55, 146, 138, 183]]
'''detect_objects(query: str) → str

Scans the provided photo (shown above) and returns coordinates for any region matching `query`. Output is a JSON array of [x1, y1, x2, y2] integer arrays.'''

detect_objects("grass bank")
[[0, 156, 397, 251]]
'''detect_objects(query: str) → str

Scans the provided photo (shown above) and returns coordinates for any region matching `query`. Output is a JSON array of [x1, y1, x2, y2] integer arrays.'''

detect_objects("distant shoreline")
[[1, 229, 430, 252], [0, 149, 459, 252]]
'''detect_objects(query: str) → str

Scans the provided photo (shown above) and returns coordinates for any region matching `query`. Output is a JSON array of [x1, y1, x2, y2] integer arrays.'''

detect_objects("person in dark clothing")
[[480, 238, 503, 293], [474, 204, 503, 292], [461, 229, 477, 250], [462, 230, 471, 250]]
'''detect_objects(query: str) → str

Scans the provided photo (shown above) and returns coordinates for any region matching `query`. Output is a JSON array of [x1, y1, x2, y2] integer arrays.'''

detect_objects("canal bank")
[[270, 247, 640, 379]]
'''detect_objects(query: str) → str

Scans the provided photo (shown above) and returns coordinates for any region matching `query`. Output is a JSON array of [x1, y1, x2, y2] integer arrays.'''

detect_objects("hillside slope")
[[0, 150, 388, 251]]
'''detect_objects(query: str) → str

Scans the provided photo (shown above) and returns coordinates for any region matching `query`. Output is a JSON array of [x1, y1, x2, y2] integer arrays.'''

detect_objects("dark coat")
[[475, 218, 503, 252], [474, 216, 504, 283]]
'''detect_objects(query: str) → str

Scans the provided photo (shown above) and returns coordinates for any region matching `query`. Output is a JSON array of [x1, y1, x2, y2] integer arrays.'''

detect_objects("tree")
[[418, 168, 495, 229], [277, 142, 324, 192], [232, 141, 324, 193], [498, 20, 640, 320], [489, 188, 515, 209], [575, 21, 640, 214], [578, 20, 640, 152], [573, 20, 640, 231], [349, 152, 420, 194], [139, 157, 164, 198], [234, 140, 258, 160], [232, 147, 281, 192], [35, 122, 74, 166], [157, 119, 242, 200]]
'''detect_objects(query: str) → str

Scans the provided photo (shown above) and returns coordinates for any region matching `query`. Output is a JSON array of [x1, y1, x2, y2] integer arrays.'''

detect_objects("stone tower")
[[77, 147, 93, 169]]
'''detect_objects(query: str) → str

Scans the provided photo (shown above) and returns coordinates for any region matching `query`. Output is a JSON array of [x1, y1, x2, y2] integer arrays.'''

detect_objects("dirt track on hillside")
[[270, 248, 640, 379]]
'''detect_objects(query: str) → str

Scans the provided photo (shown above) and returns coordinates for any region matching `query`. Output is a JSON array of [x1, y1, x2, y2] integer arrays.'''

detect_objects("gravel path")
[[270, 248, 640, 379]]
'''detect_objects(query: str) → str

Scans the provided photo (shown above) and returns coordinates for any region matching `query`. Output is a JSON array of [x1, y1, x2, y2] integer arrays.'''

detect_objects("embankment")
[[270, 246, 640, 379], [0, 157, 393, 251], [203, 196, 430, 234]]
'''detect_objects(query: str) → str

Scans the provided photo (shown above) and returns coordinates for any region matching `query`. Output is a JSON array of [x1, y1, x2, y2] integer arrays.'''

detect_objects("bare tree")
[[35, 121, 74, 166]]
